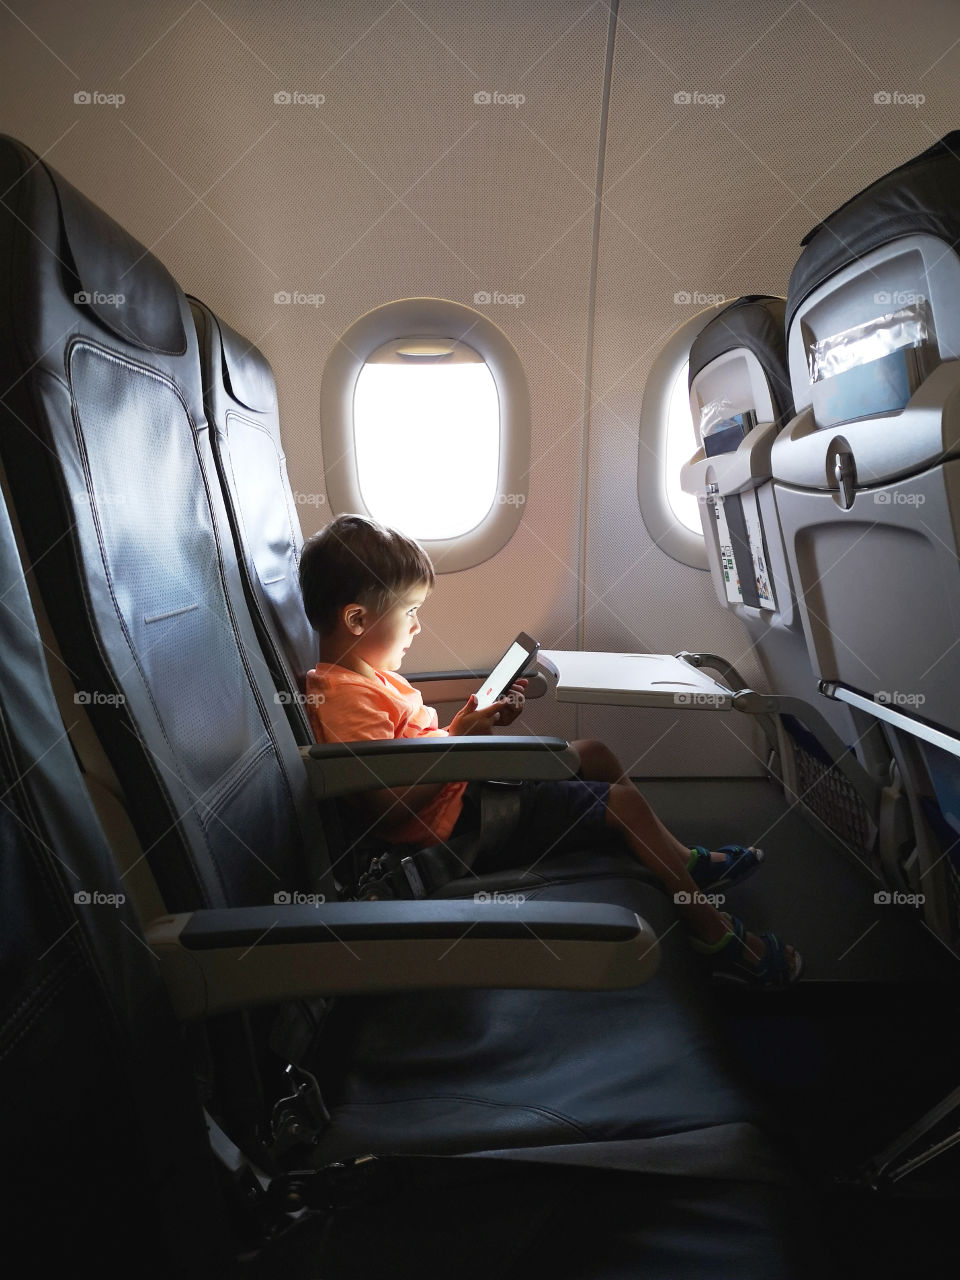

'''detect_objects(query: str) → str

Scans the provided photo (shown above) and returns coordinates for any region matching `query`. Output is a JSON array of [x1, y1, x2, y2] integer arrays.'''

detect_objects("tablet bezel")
[[474, 632, 540, 710]]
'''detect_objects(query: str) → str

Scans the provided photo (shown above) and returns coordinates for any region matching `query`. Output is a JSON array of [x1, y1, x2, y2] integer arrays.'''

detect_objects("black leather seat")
[[190, 295, 317, 742], [0, 484, 234, 1276], [0, 133, 814, 1273], [0, 134, 338, 913]]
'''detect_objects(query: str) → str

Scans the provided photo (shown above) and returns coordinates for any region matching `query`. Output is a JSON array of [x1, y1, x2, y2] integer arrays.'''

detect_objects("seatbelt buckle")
[[270, 1063, 330, 1155], [353, 850, 396, 900]]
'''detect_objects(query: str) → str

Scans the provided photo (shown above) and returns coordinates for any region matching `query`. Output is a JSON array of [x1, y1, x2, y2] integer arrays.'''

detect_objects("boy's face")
[[356, 581, 429, 672]]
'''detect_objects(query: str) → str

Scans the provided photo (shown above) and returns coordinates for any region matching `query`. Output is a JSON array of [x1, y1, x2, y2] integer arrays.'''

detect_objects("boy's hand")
[[492, 677, 527, 726], [448, 694, 504, 736]]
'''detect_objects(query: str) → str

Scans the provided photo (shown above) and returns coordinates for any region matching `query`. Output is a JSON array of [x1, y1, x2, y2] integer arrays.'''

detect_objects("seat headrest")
[[687, 295, 793, 426], [787, 130, 960, 333], [0, 136, 186, 356], [216, 313, 277, 413]]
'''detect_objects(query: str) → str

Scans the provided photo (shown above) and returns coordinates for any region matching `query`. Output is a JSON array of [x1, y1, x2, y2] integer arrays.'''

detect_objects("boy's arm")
[[337, 694, 502, 835], [346, 780, 447, 834], [344, 697, 503, 834], [313, 681, 445, 832]]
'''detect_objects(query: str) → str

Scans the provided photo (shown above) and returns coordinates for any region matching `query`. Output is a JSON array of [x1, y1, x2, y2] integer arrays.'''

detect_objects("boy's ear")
[[343, 603, 367, 634]]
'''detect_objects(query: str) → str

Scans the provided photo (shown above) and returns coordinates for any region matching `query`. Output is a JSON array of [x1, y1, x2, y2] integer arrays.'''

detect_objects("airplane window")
[[321, 299, 530, 572], [354, 340, 499, 541], [664, 360, 703, 535], [638, 303, 726, 571]]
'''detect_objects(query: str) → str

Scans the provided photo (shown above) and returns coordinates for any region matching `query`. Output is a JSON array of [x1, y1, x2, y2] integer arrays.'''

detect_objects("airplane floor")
[[632, 775, 959, 984], [635, 775, 960, 1277]]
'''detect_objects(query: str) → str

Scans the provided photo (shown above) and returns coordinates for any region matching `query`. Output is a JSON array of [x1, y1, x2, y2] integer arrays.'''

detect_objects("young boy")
[[300, 514, 802, 987]]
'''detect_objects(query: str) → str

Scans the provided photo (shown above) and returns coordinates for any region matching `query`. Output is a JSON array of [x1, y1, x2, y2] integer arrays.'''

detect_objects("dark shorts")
[[451, 775, 614, 874]]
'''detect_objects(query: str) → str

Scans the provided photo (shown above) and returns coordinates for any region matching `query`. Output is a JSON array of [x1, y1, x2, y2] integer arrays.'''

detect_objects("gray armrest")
[[300, 735, 581, 798], [147, 900, 661, 1020]]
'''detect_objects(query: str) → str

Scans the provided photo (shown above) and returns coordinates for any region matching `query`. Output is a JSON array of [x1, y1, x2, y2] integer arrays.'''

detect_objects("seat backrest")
[[688, 294, 794, 441], [682, 295, 796, 622], [786, 129, 960, 421], [770, 131, 960, 741], [0, 134, 337, 913], [770, 135, 960, 948], [190, 297, 316, 743], [0, 481, 233, 1274], [681, 295, 878, 857]]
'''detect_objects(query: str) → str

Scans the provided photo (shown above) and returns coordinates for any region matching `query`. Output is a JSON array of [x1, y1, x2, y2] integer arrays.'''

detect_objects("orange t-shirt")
[[305, 662, 467, 847]]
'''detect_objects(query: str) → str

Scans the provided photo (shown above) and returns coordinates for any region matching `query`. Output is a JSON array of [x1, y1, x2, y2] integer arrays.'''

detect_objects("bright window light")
[[664, 360, 703, 535], [354, 343, 500, 541]]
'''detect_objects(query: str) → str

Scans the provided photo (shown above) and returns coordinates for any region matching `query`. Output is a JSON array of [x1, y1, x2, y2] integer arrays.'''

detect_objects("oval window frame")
[[637, 302, 729, 570], [320, 298, 531, 572]]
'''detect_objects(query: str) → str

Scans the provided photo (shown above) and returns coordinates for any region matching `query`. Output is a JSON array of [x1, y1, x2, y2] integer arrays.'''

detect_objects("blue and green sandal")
[[687, 843, 764, 892], [691, 913, 803, 988]]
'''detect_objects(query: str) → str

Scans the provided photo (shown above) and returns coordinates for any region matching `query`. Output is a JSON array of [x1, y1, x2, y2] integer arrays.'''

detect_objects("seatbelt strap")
[[353, 841, 474, 900], [351, 782, 524, 900], [473, 779, 525, 864]]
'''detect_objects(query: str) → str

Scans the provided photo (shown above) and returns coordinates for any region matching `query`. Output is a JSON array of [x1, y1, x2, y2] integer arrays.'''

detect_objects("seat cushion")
[[311, 869, 775, 1174], [269, 1156, 816, 1280]]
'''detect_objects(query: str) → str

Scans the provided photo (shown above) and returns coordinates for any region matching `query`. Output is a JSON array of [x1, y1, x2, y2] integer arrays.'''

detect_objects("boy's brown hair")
[[299, 513, 436, 636]]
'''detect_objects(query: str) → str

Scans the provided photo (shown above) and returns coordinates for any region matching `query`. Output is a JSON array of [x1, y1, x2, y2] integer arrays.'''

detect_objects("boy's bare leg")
[[571, 738, 733, 867], [572, 738, 789, 966], [602, 782, 730, 943]]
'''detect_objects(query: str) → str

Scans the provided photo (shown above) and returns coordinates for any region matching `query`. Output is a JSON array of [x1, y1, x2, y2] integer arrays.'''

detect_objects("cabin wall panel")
[[0, 0, 609, 708], [585, 0, 960, 775]]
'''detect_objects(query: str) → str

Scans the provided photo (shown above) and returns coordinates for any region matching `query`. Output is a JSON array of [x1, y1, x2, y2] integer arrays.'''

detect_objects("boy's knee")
[[575, 737, 621, 780]]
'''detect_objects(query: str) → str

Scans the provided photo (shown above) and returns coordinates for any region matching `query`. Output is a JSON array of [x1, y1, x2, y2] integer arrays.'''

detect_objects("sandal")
[[691, 913, 803, 988], [687, 843, 764, 892]]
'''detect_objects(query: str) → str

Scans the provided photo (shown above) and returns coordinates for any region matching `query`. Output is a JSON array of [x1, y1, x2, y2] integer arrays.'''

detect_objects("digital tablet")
[[475, 632, 540, 710]]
